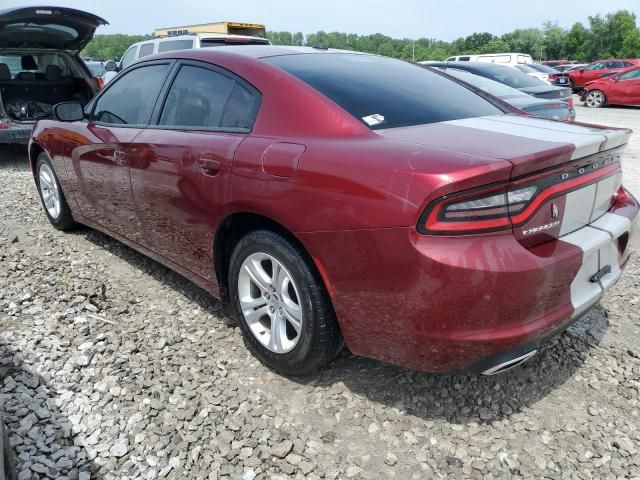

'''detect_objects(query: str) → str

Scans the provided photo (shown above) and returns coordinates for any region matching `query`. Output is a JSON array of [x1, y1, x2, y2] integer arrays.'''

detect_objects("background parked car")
[[541, 60, 577, 67], [528, 63, 569, 87], [424, 62, 573, 105], [0, 6, 106, 144], [101, 33, 272, 85], [430, 65, 575, 121], [514, 64, 551, 83], [568, 59, 640, 91], [444, 52, 533, 65], [555, 63, 587, 73], [582, 65, 640, 108]]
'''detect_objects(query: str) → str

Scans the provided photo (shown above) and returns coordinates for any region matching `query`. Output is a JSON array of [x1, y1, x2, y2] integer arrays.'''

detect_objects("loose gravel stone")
[[2, 113, 640, 480]]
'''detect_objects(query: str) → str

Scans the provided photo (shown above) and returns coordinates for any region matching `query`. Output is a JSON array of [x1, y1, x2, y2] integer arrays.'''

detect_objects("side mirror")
[[104, 60, 118, 72], [53, 102, 84, 122]]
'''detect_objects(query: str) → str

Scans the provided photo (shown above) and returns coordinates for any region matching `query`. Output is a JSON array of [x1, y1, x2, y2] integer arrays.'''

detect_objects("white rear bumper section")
[[562, 212, 631, 318]]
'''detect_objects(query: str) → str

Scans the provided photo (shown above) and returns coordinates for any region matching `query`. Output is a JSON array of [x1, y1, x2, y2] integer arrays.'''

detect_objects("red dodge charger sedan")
[[29, 46, 638, 375]]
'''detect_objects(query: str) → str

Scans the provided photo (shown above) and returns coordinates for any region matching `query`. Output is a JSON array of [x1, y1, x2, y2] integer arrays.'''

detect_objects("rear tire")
[[585, 89, 606, 108], [229, 230, 342, 375], [35, 152, 77, 230]]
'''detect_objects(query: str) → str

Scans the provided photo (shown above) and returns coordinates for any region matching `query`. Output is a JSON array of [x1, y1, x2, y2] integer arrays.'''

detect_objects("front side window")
[[158, 65, 259, 129], [120, 46, 138, 69], [618, 68, 640, 80], [139, 43, 155, 58], [92, 64, 169, 125], [158, 39, 194, 53], [266, 54, 503, 130]]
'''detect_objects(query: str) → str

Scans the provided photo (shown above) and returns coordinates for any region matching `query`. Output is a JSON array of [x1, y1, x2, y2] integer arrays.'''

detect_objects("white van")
[[103, 33, 271, 84], [445, 53, 533, 66]]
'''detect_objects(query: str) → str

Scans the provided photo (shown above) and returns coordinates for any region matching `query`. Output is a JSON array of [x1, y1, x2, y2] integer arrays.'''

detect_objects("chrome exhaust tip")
[[481, 349, 537, 376]]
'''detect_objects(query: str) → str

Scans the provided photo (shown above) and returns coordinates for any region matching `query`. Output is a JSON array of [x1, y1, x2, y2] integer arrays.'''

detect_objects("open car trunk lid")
[[0, 6, 108, 51]]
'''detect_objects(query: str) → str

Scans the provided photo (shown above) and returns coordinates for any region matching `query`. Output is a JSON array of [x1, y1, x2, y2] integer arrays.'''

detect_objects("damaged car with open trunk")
[[0, 6, 107, 143]]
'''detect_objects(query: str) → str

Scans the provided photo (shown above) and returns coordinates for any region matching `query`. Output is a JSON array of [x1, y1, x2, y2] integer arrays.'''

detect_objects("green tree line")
[[83, 10, 640, 62]]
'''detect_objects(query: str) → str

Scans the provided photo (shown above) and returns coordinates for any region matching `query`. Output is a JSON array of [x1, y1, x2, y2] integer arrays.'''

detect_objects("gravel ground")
[[1, 103, 640, 480]]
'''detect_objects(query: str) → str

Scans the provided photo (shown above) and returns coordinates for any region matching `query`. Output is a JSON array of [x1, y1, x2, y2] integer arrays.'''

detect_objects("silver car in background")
[[431, 66, 575, 121]]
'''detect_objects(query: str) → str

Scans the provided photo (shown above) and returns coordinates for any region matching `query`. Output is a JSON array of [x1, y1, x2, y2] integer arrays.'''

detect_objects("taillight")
[[420, 184, 538, 234], [566, 96, 574, 107], [0, 121, 7, 129], [418, 160, 621, 235], [550, 74, 557, 81]]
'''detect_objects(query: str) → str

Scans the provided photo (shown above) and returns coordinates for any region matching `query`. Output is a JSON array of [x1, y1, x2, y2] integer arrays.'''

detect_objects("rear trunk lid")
[[0, 6, 108, 52], [520, 85, 571, 100], [379, 114, 631, 245]]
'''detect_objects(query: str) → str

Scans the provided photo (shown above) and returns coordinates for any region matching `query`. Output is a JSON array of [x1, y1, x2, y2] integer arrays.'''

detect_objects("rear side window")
[[158, 65, 259, 130], [158, 39, 194, 53], [221, 83, 261, 129], [92, 64, 169, 125], [266, 54, 503, 130], [459, 56, 471, 61], [139, 43, 154, 57]]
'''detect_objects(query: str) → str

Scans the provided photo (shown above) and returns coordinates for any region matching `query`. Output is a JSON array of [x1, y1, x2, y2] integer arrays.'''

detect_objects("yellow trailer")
[[154, 21, 266, 38]]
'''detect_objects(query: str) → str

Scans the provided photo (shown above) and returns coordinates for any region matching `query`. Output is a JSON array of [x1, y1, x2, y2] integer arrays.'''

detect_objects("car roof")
[[150, 44, 366, 61]]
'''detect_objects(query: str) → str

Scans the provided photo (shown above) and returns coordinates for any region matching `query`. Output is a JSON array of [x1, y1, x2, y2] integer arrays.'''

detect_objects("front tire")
[[585, 89, 606, 108], [35, 152, 77, 230], [229, 230, 342, 375]]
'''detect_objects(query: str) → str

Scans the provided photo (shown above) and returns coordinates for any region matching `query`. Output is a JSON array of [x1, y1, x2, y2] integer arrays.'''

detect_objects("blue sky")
[[4, 0, 640, 40]]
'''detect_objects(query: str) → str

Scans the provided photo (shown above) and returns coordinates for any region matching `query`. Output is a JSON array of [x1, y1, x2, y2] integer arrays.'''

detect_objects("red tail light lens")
[[418, 159, 621, 235], [549, 74, 557, 81], [566, 97, 574, 108], [420, 185, 538, 234]]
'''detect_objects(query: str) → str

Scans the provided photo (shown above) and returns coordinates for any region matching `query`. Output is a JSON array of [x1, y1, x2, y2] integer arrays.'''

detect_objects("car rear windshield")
[[440, 68, 526, 99], [479, 65, 547, 88], [264, 54, 504, 130]]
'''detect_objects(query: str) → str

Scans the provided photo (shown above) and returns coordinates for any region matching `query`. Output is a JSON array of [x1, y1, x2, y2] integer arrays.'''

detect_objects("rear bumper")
[[300, 189, 638, 373], [0, 123, 32, 144]]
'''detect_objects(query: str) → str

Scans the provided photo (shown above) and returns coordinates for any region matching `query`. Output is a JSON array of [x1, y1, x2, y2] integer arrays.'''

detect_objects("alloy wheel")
[[585, 90, 605, 108], [38, 163, 61, 219], [237, 252, 303, 354]]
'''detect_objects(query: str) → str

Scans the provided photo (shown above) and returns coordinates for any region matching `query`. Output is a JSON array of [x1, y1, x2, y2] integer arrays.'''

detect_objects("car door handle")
[[199, 158, 221, 176]]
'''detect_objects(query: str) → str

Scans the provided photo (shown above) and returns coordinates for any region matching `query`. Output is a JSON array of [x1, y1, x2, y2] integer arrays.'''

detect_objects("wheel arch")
[[213, 211, 334, 305], [28, 141, 45, 175]]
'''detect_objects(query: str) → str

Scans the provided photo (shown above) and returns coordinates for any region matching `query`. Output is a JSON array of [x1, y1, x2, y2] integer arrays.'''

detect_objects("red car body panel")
[[568, 59, 640, 88], [584, 66, 640, 106], [29, 47, 639, 372]]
